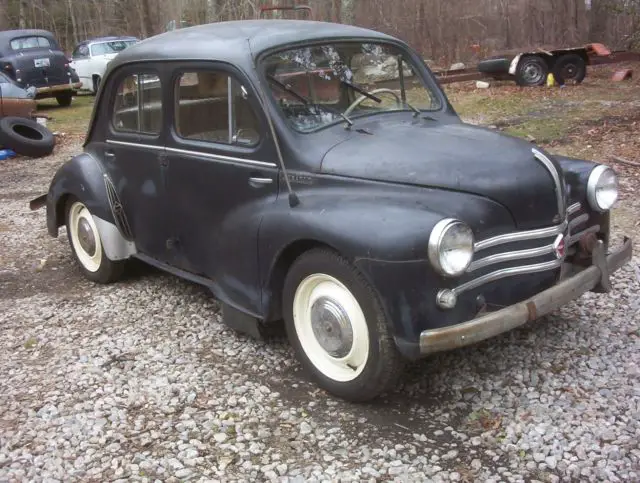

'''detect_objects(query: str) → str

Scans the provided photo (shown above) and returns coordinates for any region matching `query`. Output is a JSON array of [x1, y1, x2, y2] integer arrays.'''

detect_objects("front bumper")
[[419, 237, 633, 355]]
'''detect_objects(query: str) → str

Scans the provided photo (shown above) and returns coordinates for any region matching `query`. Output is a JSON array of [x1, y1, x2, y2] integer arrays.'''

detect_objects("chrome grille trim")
[[474, 221, 567, 252], [568, 213, 589, 231], [532, 148, 566, 217], [567, 202, 581, 215], [468, 243, 555, 272], [452, 259, 564, 296], [567, 225, 600, 246]]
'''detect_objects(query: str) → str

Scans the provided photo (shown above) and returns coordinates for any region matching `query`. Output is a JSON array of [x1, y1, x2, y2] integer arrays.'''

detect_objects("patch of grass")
[[36, 94, 95, 136], [24, 337, 38, 349], [504, 117, 572, 144]]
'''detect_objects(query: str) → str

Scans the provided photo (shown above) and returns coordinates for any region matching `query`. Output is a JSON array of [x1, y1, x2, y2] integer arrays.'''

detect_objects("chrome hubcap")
[[523, 63, 543, 83], [77, 217, 96, 256], [310, 296, 353, 358]]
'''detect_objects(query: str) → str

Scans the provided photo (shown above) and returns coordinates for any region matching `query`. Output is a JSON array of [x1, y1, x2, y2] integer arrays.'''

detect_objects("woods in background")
[[0, 0, 638, 64]]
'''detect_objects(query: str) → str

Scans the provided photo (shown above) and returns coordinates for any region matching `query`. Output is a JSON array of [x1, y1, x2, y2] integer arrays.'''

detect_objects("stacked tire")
[[0, 116, 55, 158]]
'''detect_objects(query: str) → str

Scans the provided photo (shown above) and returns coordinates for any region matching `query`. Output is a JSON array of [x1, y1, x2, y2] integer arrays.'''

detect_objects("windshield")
[[262, 41, 442, 132], [90, 40, 137, 56]]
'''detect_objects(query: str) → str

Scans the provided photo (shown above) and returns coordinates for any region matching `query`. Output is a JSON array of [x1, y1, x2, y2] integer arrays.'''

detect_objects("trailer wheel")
[[554, 54, 587, 85], [515, 55, 548, 86]]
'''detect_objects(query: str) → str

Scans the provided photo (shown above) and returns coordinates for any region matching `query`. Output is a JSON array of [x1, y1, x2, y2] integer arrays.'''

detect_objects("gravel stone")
[[1, 139, 639, 481]]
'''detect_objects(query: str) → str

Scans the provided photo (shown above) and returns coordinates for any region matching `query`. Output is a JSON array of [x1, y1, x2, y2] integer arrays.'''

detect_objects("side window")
[[175, 70, 259, 146], [112, 73, 162, 134], [72, 45, 88, 59]]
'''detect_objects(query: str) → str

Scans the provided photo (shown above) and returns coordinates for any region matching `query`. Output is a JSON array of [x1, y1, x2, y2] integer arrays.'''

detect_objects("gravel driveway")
[[1, 141, 639, 482]]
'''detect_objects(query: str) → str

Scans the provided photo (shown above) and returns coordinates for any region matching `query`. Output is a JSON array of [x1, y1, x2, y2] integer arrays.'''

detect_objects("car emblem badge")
[[553, 234, 566, 259]]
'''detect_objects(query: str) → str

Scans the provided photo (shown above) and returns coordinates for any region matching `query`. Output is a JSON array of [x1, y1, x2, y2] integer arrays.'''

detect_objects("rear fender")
[[45, 152, 135, 261]]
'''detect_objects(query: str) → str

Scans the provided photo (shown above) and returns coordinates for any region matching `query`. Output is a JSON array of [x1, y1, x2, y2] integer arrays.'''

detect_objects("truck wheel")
[[56, 92, 73, 107], [515, 55, 548, 86], [554, 54, 587, 84], [282, 249, 403, 402], [65, 198, 125, 284], [0, 116, 55, 158]]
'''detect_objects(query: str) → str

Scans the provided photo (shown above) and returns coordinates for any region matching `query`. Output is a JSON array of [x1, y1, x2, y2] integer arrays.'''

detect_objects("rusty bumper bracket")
[[419, 237, 632, 356]]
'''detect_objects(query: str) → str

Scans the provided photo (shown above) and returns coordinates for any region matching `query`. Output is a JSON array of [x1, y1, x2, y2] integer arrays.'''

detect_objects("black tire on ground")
[[554, 53, 587, 85], [0, 116, 55, 158], [477, 56, 512, 75], [56, 91, 73, 106], [282, 248, 404, 402], [65, 197, 126, 284], [515, 55, 549, 86], [92, 75, 101, 95]]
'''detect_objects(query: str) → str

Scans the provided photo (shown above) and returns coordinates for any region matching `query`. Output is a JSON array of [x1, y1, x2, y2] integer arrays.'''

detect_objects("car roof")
[[77, 36, 139, 47], [109, 20, 397, 69]]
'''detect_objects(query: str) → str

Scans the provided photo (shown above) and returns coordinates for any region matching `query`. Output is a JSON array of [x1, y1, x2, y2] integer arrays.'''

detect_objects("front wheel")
[[65, 198, 125, 283], [515, 55, 549, 86], [283, 249, 403, 401]]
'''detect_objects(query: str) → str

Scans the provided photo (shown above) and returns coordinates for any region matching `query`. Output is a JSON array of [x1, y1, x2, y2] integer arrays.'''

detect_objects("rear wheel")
[[65, 198, 125, 284], [283, 249, 403, 402], [56, 92, 73, 107], [554, 54, 587, 85], [515, 55, 549, 86]]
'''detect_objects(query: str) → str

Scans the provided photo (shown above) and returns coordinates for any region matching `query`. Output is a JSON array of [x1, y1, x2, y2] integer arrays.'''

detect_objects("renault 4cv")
[[31, 20, 632, 401]]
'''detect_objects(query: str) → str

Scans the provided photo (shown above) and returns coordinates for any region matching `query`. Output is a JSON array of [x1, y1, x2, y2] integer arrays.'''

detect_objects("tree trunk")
[[340, 0, 355, 24], [67, 0, 78, 44], [18, 0, 26, 28], [0, 0, 8, 31]]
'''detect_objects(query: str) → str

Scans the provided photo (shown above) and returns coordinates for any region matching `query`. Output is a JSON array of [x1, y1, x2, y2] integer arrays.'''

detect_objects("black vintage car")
[[32, 20, 632, 401], [0, 29, 81, 106]]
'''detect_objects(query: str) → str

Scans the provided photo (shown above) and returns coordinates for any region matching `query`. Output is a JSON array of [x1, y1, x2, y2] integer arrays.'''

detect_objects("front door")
[[164, 63, 279, 314], [103, 66, 170, 260]]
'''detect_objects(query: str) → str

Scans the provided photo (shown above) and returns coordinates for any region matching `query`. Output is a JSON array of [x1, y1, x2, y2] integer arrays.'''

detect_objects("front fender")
[[555, 154, 598, 204], [259, 179, 514, 357]]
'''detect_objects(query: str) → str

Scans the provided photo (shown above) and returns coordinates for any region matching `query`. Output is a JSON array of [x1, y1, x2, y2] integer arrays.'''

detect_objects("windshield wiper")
[[340, 80, 382, 104], [266, 75, 354, 129]]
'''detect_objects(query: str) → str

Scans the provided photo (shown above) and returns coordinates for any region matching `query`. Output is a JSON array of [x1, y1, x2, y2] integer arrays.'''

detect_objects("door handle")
[[249, 177, 273, 188], [105, 150, 115, 159]]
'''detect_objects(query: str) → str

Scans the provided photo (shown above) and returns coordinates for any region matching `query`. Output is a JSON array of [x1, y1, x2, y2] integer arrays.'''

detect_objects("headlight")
[[428, 219, 474, 277], [587, 165, 618, 212]]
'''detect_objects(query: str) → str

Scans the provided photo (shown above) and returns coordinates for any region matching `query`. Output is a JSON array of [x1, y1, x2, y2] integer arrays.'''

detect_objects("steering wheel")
[[343, 88, 402, 117]]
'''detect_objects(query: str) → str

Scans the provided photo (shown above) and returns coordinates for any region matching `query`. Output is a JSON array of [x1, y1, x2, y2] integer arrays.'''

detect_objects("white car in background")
[[69, 36, 138, 94]]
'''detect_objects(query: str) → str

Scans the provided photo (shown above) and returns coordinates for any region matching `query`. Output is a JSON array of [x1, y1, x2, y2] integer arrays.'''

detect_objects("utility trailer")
[[435, 44, 640, 86]]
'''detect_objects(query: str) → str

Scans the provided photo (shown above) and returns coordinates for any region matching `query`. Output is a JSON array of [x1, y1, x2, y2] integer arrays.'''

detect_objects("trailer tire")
[[515, 55, 549, 86], [0, 116, 55, 158], [554, 54, 587, 85]]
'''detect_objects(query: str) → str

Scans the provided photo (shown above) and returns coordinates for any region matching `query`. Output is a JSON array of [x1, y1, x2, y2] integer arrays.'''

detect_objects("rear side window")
[[10, 36, 51, 50], [112, 73, 162, 134], [175, 70, 260, 146]]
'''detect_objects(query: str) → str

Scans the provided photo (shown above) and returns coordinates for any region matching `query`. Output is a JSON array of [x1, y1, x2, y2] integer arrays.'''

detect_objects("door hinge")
[[159, 153, 169, 168]]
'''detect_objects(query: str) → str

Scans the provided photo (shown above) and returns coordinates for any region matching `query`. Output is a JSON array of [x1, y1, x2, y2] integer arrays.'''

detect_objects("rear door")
[[103, 65, 171, 260], [8, 34, 69, 87]]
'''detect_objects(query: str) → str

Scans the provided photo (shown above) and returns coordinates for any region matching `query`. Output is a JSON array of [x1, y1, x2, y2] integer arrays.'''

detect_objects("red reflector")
[[554, 235, 566, 259]]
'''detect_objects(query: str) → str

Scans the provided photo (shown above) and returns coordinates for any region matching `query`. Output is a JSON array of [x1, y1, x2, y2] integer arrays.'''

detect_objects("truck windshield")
[[262, 41, 442, 132]]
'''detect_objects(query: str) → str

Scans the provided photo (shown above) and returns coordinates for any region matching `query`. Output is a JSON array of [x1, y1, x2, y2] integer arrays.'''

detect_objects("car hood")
[[321, 118, 565, 229]]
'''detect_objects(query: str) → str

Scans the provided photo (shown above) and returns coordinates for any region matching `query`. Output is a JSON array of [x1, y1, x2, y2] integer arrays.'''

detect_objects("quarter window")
[[112, 73, 162, 134], [175, 71, 259, 146]]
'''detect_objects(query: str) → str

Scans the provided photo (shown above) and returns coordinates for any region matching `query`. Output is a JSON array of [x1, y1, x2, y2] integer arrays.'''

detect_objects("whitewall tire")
[[283, 249, 403, 401], [65, 198, 125, 283]]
